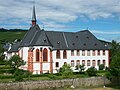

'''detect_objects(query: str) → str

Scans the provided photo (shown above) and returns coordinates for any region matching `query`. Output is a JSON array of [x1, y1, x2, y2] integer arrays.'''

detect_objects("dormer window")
[[43, 39, 46, 42], [83, 43, 86, 46], [86, 36, 89, 39], [72, 43, 75, 46], [76, 36, 78, 38], [94, 43, 97, 46], [57, 42, 60, 44]]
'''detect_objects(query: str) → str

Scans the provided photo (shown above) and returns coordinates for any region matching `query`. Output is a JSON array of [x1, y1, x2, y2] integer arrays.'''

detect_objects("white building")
[[7, 5, 110, 74]]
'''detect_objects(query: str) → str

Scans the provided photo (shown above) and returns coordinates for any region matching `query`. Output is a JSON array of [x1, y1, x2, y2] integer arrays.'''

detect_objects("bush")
[[59, 64, 73, 78], [86, 67, 97, 76], [99, 64, 105, 70]]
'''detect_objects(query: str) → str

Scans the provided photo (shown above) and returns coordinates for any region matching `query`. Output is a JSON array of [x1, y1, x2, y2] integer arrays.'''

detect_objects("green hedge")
[[0, 75, 14, 79], [0, 69, 14, 74]]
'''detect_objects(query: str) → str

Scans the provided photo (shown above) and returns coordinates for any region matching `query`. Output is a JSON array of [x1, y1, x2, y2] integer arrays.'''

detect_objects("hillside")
[[0, 28, 27, 43]]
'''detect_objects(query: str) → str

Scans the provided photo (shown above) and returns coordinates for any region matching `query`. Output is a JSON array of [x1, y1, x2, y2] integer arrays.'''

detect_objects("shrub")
[[86, 67, 97, 76], [59, 64, 73, 78], [99, 64, 105, 70]]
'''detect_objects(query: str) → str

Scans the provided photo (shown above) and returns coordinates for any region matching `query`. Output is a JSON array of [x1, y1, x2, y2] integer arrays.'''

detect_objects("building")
[[7, 5, 110, 74]]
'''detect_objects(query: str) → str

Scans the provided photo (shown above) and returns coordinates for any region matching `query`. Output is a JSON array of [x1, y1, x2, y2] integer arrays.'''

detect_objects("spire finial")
[[32, 0, 36, 26]]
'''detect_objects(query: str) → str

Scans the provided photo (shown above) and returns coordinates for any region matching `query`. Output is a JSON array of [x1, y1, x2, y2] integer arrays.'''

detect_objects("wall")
[[0, 77, 110, 90]]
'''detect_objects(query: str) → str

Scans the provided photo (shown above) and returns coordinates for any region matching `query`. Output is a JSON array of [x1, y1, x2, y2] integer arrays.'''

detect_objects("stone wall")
[[0, 77, 110, 90]]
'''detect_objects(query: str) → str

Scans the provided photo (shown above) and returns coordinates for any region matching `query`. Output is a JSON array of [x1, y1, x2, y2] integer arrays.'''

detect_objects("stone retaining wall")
[[0, 77, 110, 90]]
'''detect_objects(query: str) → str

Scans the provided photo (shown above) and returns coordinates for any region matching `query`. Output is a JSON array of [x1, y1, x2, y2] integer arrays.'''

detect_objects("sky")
[[0, 0, 120, 42]]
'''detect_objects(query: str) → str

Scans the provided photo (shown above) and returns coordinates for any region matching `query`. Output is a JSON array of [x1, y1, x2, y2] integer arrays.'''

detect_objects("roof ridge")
[[63, 32, 69, 48]]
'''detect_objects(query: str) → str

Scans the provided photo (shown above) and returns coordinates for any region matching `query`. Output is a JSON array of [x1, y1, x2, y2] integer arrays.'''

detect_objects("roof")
[[19, 24, 108, 50], [8, 42, 21, 53]]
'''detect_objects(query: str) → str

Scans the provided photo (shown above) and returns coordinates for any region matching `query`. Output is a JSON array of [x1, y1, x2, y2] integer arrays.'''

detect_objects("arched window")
[[92, 50, 95, 56], [87, 50, 90, 56], [103, 50, 105, 55], [103, 60, 106, 65], [63, 50, 67, 59], [98, 50, 100, 55], [82, 50, 85, 56], [71, 50, 74, 56], [36, 49, 39, 62], [82, 60, 85, 66], [43, 48, 48, 62], [98, 60, 100, 66], [71, 60, 74, 67], [76, 60, 80, 66], [87, 60, 90, 66], [77, 50, 80, 56], [92, 60, 96, 67], [56, 50, 60, 59]]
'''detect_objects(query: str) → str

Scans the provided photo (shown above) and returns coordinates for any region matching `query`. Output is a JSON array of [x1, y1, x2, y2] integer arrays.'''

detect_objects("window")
[[76, 60, 80, 66], [82, 50, 85, 56], [43, 48, 48, 62], [98, 60, 100, 66], [64, 62, 67, 65], [87, 60, 90, 66], [56, 62, 59, 67], [71, 60, 74, 67], [92, 60, 96, 67], [71, 50, 74, 56], [103, 50, 105, 55], [77, 50, 80, 56], [87, 50, 90, 56], [98, 50, 100, 55], [56, 50, 60, 59], [103, 60, 106, 65], [63, 50, 67, 59], [92, 50, 95, 56], [36, 49, 39, 62], [82, 60, 85, 66]]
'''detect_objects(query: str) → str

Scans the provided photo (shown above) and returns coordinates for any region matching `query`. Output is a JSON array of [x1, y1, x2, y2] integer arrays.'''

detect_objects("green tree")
[[9, 55, 26, 81], [59, 64, 73, 78], [86, 67, 97, 76], [110, 40, 120, 61], [9, 55, 25, 69], [109, 51, 120, 81]]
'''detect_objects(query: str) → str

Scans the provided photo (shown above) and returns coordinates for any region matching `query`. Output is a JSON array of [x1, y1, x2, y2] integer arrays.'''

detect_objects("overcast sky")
[[0, 0, 120, 42]]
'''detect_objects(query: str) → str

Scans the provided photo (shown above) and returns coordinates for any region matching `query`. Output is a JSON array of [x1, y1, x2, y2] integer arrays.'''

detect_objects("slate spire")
[[32, 5, 36, 26]]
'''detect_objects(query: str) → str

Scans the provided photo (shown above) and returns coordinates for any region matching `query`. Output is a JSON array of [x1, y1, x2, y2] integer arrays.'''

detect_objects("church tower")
[[32, 5, 36, 26]]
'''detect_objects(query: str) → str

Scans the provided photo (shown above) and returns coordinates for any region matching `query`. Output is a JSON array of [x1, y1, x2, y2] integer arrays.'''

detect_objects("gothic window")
[[63, 50, 67, 59], [56, 50, 60, 59], [43, 48, 48, 62], [36, 49, 39, 62]]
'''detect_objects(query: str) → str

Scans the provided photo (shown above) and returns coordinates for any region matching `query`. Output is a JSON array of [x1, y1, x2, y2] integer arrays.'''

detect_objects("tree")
[[9, 55, 25, 69], [110, 40, 120, 62], [109, 51, 120, 81], [86, 67, 97, 76], [9, 55, 26, 81], [59, 64, 73, 78]]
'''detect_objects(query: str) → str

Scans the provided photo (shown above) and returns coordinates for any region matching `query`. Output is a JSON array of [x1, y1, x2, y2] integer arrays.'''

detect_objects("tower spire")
[[32, 3, 36, 26]]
